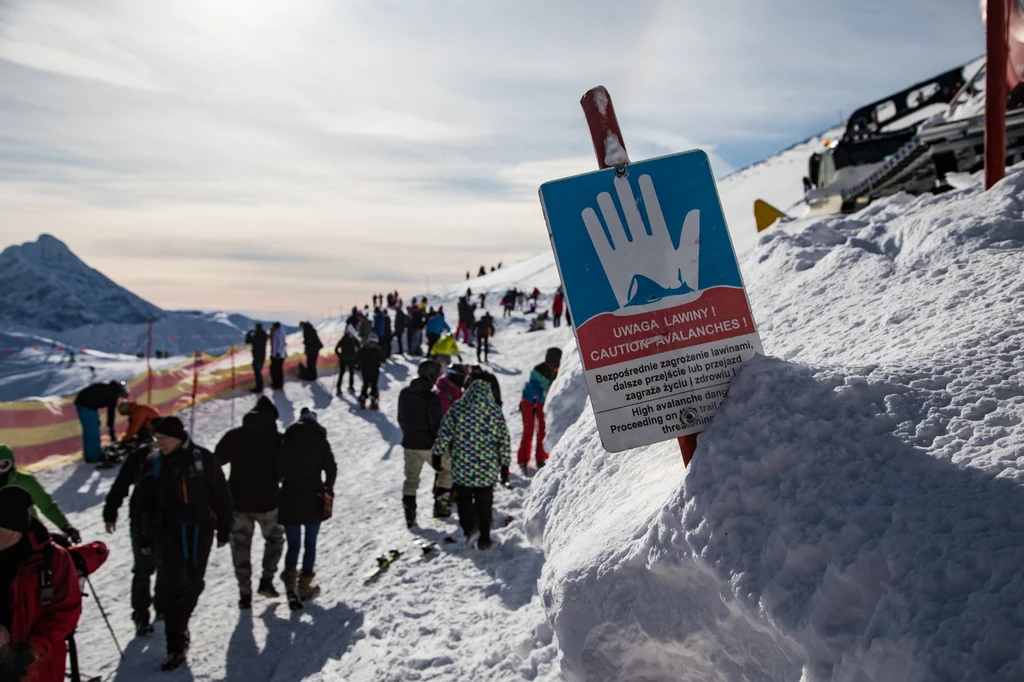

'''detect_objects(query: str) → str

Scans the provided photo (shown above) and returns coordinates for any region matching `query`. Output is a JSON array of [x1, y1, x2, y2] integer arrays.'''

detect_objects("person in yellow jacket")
[[429, 333, 462, 370]]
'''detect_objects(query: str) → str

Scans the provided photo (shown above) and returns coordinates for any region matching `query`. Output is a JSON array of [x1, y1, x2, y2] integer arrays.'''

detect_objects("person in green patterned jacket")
[[0, 444, 81, 543], [431, 381, 510, 550]]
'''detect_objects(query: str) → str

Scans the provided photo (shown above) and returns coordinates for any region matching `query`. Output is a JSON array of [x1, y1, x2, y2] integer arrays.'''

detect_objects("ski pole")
[[85, 575, 125, 661]]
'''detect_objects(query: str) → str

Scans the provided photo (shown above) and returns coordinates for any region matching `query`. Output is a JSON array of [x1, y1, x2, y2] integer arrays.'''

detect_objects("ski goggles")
[[0, 460, 13, 474]]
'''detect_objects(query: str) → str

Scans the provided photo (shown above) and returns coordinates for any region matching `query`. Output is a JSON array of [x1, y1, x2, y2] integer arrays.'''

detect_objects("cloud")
[[0, 0, 985, 318]]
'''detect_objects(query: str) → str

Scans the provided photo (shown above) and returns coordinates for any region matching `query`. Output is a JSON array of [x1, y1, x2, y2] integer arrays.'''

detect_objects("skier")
[[0, 486, 82, 682], [474, 312, 495, 364], [358, 334, 386, 410], [138, 417, 232, 672], [531, 287, 541, 304], [517, 348, 561, 473], [300, 322, 324, 381], [393, 306, 407, 355], [502, 289, 516, 318], [334, 327, 360, 395], [429, 332, 462, 370], [552, 289, 565, 328], [397, 361, 448, 527], [277, 408, 336, 609], [431, 381, 510, 550], [0, 445, 81, 543], [408, 306, 426, 356], [117, 400, 160, 446], [269, 322, 287, 390], [103, 437, 165, 635], [425, 311, 451, 351], [245, 323, 268, 392], [455, 297, 474, 344], [214, 397, 285, 610], [74, 380, 129, 463]]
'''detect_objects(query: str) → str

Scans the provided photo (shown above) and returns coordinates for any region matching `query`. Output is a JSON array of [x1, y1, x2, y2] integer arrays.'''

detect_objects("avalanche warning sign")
[[539, 150, 764, 452]]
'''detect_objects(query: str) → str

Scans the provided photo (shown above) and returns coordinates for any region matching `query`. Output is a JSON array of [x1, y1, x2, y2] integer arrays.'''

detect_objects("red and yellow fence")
[[1, 338, 342, 471]]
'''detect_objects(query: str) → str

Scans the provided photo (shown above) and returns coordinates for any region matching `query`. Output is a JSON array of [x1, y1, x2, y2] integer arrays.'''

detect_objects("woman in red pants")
[[517, 348, 561, 473]]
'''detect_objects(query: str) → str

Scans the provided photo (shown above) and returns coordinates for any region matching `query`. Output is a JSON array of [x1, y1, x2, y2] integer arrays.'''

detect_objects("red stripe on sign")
[[576, 287, 756, 370], [12, 434, 82, 467]]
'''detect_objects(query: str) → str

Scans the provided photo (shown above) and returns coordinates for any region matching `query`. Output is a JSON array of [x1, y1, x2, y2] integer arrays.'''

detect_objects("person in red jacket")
[[0, 485, 82, 682], [552, 289, 565, 328]]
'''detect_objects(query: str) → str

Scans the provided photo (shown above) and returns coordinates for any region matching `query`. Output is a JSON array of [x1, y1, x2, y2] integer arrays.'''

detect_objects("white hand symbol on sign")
[[581, 174, 700, 309]]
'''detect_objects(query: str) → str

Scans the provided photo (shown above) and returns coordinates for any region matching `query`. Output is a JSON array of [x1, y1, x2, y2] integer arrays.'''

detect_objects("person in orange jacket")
[[0, 486, 83, 682], [118, 401, 160, 444]]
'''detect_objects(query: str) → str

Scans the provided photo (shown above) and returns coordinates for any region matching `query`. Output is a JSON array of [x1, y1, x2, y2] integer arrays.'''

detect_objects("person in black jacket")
[[334, 328, 360, 396], [245, 324, 268, 393], [299, 322, 324, 380], [397, 361, 447, 528], [214, 397, 284, 610], [408, 307, 425, 356], [393, 307, 407, 355], [277, 408, 336, 608], [474, 312, 495, 364], [138, 417, 232, 672], [103, 441, 165, 636], [74, 380, 129, 463], [357, 334, 386, 410]]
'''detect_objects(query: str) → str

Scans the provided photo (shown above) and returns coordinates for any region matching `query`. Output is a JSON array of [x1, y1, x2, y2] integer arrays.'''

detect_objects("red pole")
[[579, 86, 696, 467], [986, 0, 1009, 189], [191, 350, 200, 407], [230, 344, 236, 390], [146, 318, 153, 405]]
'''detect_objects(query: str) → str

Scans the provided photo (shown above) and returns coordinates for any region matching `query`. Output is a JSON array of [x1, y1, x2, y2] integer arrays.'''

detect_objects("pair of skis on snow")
[[362, 540, 438, 582]]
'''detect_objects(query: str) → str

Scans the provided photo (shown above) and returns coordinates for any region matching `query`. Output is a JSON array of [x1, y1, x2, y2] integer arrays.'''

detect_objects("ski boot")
[[281, 569, 302, 610], [298, 571, 320, 602]]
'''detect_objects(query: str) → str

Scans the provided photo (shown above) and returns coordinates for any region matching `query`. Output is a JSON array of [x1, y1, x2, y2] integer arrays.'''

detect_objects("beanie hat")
[[299, 407, 318, 422], [545, 347, 563, 367], [152, 416, 188, 441], [418, 360, 441, 381], [0, 486, 33, 533], [254, 395, 279, 420]]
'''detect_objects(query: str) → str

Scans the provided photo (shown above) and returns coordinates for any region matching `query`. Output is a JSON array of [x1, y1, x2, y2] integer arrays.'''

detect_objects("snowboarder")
[[245, 323, 268, 392], [429, 332, 462, 370], [300, 322, 324, 380], [0, 486, 82, 682], [214, 397, 285, 610], [425, 312, 451, 352], [74, 380, 129, 463], [474, 312, 495, 363], [277, 408, 336, 609], [431, 382, 510, 550], [103, 437, 165, 635], [138, 417, 232, 672], [397, 361, 448, 527], [0, 445, 81, 543], [552, 289, 565, 328], [358, 334, 386, 410], [517, 348, 561, 472], [269, 322, 287, 390], [334, 327, 360, 395]]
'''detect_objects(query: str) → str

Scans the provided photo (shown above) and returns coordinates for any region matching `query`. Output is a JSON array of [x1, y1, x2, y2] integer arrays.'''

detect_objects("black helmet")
[[115, 380, 129, 398], [417, 360, 441, 382]]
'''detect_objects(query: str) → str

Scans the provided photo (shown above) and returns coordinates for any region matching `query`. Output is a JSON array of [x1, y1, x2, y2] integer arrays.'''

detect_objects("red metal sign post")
[[986, 0, 1009, 189], [146, 318, 154, 405], [579, 86, 697, 467]]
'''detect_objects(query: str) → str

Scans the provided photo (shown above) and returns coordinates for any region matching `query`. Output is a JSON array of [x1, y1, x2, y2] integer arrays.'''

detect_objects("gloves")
[[0, 643, 35, 679], [500, 466, 510, 488], [431, 455, 443, 472], [62, 525, 81, 544]]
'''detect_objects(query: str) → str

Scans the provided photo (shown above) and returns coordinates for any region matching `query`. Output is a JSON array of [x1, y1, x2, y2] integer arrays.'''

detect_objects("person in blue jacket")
[[517, 348, 561, 473], [425, 311, 451, 351]]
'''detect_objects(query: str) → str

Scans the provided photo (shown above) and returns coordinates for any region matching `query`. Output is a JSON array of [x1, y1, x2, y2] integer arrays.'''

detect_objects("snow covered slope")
[[524, 166, 1024, 681]]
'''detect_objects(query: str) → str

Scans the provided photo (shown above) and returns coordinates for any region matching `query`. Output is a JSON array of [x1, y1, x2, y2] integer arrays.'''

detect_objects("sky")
[[0, 0, 984, 323]]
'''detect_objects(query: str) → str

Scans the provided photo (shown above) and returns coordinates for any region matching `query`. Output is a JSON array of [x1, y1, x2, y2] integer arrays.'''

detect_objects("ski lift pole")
[[580, 86, 697, 466], [986, 0, 1009, 189]]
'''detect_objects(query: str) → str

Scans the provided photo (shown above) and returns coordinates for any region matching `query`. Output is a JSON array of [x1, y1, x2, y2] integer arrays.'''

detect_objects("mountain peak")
[[0, 234, 164, 331]]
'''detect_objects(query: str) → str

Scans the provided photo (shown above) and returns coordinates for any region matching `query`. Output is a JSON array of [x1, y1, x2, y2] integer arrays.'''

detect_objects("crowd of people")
[[0, 282, 567, 677]]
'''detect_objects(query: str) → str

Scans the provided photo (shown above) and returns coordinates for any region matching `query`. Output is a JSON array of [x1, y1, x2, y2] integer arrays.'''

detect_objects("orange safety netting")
[[0, 336, 343, 471]]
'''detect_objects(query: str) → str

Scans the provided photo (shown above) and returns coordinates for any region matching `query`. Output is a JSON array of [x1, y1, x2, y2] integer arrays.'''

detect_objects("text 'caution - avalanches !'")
[[540, 150, 764, 452]]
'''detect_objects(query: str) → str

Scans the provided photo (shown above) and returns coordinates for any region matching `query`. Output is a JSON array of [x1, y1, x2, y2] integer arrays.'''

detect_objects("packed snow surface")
[[524, 165, 1024, 680]]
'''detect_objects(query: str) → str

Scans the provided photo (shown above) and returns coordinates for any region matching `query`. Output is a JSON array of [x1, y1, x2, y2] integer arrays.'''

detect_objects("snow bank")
[[526, 166, 1024, 680]]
